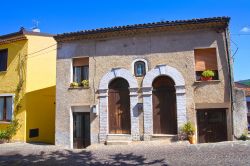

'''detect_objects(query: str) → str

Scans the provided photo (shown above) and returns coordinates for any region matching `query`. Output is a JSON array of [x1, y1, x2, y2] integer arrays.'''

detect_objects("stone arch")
[[98, 68, 139, 142], [142, 65, 187, 140], [99, 68, 138, 90], [143, 64, 185, 88]]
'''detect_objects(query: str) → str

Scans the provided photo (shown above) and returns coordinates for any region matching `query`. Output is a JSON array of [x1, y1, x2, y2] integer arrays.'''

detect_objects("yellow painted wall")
[[25, 86, 55, 144], [25, 35, 56, 144], [0, 35, 56, 144], [0, 40, 28, 142]]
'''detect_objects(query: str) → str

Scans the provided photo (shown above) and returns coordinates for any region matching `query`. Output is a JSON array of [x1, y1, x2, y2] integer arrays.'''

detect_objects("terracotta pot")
[[188, 135, 196, 144], [201, 76, 212, 81]]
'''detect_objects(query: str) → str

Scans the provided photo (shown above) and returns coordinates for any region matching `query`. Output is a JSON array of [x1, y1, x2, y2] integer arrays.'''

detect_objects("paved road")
[[0, 141, 250, 166]]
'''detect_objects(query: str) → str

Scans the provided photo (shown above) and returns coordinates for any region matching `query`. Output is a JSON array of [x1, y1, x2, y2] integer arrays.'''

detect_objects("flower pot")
[[188, 135, 196, 144], [201, 76, 212, 81]]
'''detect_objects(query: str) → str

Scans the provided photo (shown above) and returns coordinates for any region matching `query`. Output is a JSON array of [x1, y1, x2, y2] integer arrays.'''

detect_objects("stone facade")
[[233, 88, 248, 138], [55, 28, 233, 148]]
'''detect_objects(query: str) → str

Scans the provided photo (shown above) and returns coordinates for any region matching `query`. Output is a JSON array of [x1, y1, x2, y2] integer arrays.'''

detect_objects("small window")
[[29, 128, 39, 138], [0, 49, 8, 72], [194, 48, 219, 81], [134, 61, 146, 77], [73, 58, 89, 84], [0, 96, 13, 121]]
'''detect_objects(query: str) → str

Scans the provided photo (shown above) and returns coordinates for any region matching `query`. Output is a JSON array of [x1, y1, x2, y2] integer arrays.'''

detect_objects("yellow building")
[[0, 28, 56, 144]]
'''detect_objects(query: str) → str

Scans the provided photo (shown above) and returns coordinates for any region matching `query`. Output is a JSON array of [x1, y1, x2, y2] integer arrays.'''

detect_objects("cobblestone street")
[[0, 141, 250, 165]]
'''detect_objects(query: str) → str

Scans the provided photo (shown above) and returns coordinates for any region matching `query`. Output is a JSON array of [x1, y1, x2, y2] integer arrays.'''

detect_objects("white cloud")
[[240, 27, 250, 32]]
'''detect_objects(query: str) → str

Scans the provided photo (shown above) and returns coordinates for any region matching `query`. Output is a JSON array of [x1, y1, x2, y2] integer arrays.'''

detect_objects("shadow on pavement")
[[0, 149, 168, 166]]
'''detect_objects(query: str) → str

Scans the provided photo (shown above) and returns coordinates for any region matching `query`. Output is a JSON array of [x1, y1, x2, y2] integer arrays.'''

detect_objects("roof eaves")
[[54, 16, 230, 41]]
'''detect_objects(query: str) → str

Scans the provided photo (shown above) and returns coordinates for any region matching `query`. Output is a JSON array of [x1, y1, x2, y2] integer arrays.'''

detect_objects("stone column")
[[142, 87, 153, 141], [98, 89, 108, 143], [130, 88, 140, 141], [175, 85, 187, 133]]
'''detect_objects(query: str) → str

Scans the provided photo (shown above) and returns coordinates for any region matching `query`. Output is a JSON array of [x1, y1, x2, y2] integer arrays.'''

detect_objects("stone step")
[[151, 134, 178, 142], [106, 134, 132, 141], [106, 140, 131, 145]]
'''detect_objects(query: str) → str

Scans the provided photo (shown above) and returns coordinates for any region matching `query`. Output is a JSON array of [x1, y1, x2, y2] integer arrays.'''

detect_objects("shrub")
[[201, 70, 215, 78], [81, 80, 89, 88], [0, 120, 20, 142], [238, 132, 249, 141], [70, 82, 79, 87], [0, 130, 8, 140], [181, 122, 195, 137]]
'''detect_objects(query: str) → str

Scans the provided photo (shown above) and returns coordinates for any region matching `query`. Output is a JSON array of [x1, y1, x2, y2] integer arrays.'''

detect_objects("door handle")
[[207, 130, 212, 133]]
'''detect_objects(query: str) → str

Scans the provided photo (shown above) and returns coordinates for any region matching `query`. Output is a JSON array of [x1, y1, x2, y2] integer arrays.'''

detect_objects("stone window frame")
[[131, 59, 148, 77], [0, 93, 15, 123], [193, 47, 220, 81], [69, 105, 90, 149], [70, 57, 89, 84]]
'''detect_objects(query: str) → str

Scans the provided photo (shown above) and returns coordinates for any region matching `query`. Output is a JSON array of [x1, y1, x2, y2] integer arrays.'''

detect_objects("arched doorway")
[[108, 78, 131, 134], [152, 76, 177, 134]]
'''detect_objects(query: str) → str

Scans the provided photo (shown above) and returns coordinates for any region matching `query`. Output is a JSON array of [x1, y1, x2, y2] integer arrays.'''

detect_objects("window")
[[0, 49, 8, 72], [134, 61, 146, 77], [29, 128, 39, 138], [194, 48, 219, 81], [0, 96, 13, 121], [73, 58, 89, 84]]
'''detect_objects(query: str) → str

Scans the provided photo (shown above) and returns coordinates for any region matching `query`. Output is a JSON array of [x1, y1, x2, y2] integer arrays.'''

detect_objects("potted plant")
[[201, 70, 215, 81], [70, 82, 79, 88], [181, 122, 196, 144], [81, 80, 89, 88]]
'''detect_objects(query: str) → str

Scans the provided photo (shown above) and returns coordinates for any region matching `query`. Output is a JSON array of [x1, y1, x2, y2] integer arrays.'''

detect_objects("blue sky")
[[0, 0, 249, 81]]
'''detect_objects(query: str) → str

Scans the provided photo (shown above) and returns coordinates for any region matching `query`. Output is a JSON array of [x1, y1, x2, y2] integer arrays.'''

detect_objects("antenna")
[[32, 19, 39, 28], [32, 19, 41, 32]]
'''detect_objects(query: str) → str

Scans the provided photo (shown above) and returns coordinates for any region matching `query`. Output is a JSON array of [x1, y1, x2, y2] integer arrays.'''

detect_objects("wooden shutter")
[[195, 48, 218, 71], [73, 57, 89, 67]]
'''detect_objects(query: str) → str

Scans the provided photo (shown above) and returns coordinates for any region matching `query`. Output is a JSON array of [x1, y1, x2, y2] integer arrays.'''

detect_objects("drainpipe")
[[224, 23, 235, 140]]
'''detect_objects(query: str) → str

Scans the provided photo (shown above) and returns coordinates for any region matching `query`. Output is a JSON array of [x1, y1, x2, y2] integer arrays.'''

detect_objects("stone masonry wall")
[[233, 88, 248, 138], [56, 29, 231, 147]]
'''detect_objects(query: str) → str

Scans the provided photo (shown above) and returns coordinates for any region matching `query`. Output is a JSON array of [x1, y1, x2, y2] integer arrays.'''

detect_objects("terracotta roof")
[[235, 82, 250, 96], [55, 16, 230, 42], [0, 28, 54, 45]]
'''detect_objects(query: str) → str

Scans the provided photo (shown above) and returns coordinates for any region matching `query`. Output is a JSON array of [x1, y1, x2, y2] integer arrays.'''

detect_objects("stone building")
[[54, 17, 235, 149]]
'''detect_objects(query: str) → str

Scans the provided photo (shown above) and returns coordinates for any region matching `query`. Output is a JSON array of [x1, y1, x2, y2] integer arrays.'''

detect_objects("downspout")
[[224, 23, 235, 140]]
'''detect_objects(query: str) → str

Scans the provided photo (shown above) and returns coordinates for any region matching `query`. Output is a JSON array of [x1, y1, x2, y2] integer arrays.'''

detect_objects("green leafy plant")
[[201, 70, 215, 78], [0, 120, 20, 142], [181, 122, 195, 137], [81, 80, 89, 88], [238, 131, 249, 141], [70, 82, 79, 87]]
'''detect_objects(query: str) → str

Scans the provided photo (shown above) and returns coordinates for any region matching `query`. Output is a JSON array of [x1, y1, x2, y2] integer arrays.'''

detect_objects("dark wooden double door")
[[152, 76, 177, 134], [197, 109, 227, 143], [73, 112, 90, 149], [108, 78, 131, 134]]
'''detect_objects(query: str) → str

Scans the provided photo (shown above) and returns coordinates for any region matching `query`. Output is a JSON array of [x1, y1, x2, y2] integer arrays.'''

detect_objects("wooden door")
[[108, 78, 131, 134], [197, 109, 227, 143], [73, 112, 90, 149], [152, 76, 177, 134]]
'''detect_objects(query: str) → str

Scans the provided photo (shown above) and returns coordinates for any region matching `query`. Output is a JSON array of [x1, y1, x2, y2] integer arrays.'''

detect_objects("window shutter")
[[6, 97, 12, 121], [73, 58, 89, 67], [0, 97, 4, 120], [195, 48, 218, 71]]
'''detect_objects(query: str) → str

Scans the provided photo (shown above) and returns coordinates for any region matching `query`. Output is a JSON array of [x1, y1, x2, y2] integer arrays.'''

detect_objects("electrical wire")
[[230, 39, 239, 60], [231, 34, 250, 36], [0, 38, 57, 60]]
